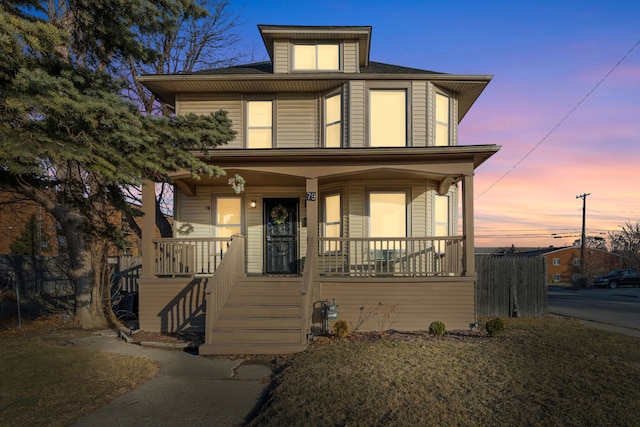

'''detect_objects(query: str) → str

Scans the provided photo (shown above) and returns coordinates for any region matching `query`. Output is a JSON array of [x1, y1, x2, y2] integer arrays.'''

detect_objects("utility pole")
[[576, 193, 590, 286]]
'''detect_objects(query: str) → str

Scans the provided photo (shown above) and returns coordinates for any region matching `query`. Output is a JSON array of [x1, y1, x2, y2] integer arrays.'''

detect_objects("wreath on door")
[[270, 204, 289, 225]]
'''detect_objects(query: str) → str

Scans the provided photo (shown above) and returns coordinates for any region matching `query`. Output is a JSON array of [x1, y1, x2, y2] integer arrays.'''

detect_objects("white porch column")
[[141, 179, 156, 277], [462, 174, 475, 275], [305, 177, 319, 240]]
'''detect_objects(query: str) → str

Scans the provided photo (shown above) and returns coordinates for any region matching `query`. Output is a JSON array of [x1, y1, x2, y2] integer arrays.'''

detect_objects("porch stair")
[[200, 277, 307, 355]]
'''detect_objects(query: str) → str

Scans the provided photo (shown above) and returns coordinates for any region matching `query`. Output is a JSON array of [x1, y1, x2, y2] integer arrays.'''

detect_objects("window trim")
[[212, 195, 243, 253], [321, 191, 343, 253], [323, 90, 343, 147], [433, 194, 451, 237], [434, 91, 451, 147], [365, 188, 410, 238], [292, 43, 341, 71], [245, 98, 275, 149], [365, 82, 411, 147]]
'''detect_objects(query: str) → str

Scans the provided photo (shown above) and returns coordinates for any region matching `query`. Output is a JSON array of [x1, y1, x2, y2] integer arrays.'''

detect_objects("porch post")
[[462, 174, 475, 275], [305, 177, 319, 240], [141, 179, 155, 277]]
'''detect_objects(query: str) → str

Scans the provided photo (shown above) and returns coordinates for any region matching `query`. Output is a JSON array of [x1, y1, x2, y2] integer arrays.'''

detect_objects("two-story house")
[[137, 25, 500, 354]]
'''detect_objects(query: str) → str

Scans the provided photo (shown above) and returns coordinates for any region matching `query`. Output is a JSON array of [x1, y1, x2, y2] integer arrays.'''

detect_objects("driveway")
[[548, 286, 640, 338]]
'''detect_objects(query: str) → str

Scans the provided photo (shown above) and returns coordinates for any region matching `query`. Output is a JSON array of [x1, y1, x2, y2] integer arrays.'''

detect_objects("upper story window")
[[293, 44, 340, 71], [369, 90, 406, 147], [324, 93, 342, 147], [435, 93, 450, 146], [553, 258, 560, 266], [247, 100, 272, 148]]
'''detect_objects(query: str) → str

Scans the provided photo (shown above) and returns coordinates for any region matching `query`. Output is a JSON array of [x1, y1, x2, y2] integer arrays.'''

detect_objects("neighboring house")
[[545, 246, 620, 285], [519, 246, 620, 285], [137, 25, 500, 354]]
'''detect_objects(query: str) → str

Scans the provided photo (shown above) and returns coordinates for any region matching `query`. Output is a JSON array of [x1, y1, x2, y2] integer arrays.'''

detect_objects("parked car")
[[593, 269, 640, 288]]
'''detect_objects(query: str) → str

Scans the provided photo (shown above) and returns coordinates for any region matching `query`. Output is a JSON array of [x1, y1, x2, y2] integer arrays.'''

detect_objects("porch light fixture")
[[250, 200, 257, 208]]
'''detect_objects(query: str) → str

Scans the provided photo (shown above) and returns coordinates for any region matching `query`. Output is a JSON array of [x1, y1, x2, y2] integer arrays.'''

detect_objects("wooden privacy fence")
[[476, 255, 548, 318]]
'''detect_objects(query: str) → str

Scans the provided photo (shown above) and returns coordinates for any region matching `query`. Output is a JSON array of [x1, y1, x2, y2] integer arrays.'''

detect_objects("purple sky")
[[229, 0, 640, 248]]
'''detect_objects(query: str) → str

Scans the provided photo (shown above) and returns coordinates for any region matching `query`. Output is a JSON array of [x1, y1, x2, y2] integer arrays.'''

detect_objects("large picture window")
[[247, 100, 272, 148], [368, 191, 407, 237], [324, 93, 342, 147], [435, 93, 450, 146], [293, 44, 339, 70], [369, 90, 406, 147]]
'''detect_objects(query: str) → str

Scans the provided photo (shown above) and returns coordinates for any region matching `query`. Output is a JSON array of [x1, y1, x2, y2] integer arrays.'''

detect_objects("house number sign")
[[306, 192, 317, 201]]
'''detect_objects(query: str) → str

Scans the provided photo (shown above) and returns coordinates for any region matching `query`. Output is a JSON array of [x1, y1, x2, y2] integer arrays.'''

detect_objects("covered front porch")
[[137, 146, 498, 353]]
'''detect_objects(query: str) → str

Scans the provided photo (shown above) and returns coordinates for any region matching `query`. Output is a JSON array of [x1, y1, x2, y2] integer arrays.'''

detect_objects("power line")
[[476, 39, 640, 200]]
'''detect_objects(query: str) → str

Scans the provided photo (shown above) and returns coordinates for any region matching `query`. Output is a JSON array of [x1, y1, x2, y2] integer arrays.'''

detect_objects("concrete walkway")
[[71, 330, 272, 426]]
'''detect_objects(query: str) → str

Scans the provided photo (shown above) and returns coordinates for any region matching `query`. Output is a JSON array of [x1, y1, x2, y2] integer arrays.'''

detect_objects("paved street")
[[548, 286, 640, 338]]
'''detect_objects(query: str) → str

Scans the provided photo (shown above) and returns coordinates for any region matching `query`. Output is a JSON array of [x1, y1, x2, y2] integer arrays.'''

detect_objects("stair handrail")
[[204, 234, 246, 346]]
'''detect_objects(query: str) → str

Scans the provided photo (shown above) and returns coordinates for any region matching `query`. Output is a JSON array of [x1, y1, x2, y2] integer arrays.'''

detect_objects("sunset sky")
[[230, 0, 640, 249]]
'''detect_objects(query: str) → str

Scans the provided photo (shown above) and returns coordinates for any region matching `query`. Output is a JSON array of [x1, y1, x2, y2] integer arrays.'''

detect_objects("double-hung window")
[[434, 195, 450, 253], [323, 193, 342, 252], [324, 93, 342, 147], [247, 100, 272, 148], [214, 197, 241, 253], [435, 93, 450, 146], [369, 90, 407, 147], [293, 44, 340, 71]]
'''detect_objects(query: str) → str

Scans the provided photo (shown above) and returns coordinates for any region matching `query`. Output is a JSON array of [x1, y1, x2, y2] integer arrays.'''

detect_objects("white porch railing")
[[317, 237, 464, 277], [153, 237, 232, 276]]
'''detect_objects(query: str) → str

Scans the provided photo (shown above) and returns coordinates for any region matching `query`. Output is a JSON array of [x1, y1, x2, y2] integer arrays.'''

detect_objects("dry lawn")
[[0, 316, 158, 427], [249, 317, 640, 426]]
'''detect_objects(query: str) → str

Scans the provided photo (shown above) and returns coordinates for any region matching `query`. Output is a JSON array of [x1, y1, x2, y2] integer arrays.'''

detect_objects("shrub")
[[428, 321, 446, 336], [485, 317, 505, 337], [332, 320, 349, 338]]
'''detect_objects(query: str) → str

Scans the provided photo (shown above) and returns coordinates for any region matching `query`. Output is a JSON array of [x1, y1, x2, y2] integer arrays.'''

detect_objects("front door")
[[264, 198, 298, 274]]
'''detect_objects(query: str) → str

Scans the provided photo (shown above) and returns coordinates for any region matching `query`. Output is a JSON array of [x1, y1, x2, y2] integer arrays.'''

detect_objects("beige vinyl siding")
[[410, 181, 428, 237], [174, 187, 212, 238], [176, 93, 243, 148], [451, 93, 459, 146], [412, 82, 428, 147], [427, 83, 435, 146], [274, 39, 289, 73], [321, 277, 476, 331], [276, 95, 318, 148], [348, 81, 366, 147], [343, 41, 358, 73]]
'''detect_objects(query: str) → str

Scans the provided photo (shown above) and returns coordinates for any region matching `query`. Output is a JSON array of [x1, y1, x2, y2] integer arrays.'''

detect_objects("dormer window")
[[293, 44, 340, 71]]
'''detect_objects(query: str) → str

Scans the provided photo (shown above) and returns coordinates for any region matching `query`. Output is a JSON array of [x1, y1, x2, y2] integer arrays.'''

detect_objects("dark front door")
[[265, 198, 298, 274]]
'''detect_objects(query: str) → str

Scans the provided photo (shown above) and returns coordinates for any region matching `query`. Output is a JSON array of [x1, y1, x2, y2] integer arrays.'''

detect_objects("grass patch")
[[0, 316, 158, 427], [249, 317, 640, 426]]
